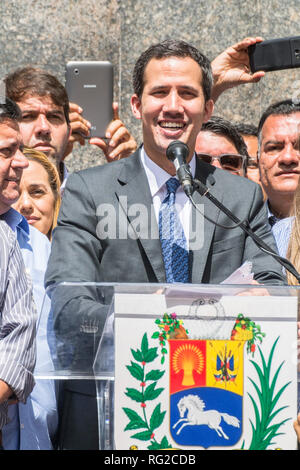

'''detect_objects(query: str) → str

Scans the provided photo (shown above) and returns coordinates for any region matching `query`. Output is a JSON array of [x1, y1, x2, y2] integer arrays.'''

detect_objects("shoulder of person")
[[67, 149, 140, 184], [199, 164, 264, 209], [212, 165, 258, 188]]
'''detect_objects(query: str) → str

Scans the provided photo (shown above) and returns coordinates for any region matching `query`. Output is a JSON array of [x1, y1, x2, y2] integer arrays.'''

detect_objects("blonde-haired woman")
[[13, 148, 61, 239]]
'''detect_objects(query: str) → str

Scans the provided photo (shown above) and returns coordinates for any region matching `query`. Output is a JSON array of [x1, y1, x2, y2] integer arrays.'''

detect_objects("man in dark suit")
[[45, 39, 286, 449]]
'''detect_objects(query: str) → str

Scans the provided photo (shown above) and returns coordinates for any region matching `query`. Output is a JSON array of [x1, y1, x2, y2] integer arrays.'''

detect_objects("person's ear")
[[131, 94, 142, 120], [203, 99, 214, 123]]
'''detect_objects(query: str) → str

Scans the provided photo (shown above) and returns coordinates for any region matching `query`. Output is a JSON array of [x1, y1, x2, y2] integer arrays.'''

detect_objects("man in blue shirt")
[[0, 219, 36, 443], [0, 99, 57, 449], [1, 208, 57, 450]]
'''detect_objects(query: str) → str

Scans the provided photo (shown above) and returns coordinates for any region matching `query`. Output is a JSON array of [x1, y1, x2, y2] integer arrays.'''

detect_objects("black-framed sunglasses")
[[197, 153, 246, 171]]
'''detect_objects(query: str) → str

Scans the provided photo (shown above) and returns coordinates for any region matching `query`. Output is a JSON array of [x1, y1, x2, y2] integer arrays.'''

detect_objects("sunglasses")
[[197, 153, 246, 172]]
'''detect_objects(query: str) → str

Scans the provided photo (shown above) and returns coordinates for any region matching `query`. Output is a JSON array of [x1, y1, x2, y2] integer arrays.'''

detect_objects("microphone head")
[[166, 140, 189, 162]]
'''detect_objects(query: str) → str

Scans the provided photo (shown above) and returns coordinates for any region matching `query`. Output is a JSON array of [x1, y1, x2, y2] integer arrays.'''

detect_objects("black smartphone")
[[248, 36, 300, 73], [65, 61, 114, 139]]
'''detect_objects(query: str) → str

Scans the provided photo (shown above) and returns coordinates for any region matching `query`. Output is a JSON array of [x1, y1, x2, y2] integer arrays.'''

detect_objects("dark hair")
[[133, 39, 213, 101], [5, 66, 70, 125], [258, 99, 300, 138], [234, 122, 258, 137], [0, 97, 22, 126], [202, 116, 249, 156]]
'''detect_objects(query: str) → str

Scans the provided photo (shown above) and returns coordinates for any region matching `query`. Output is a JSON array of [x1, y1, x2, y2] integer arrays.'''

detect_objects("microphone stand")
[[192, 178, 300, 283]]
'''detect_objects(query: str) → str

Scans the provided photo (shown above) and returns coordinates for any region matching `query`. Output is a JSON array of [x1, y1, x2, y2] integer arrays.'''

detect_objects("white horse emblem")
[[173, 394, 240, 440]]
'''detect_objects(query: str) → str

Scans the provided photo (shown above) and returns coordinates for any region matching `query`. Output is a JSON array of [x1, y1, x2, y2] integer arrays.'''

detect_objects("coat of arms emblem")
[[169, 339, 243, 447]]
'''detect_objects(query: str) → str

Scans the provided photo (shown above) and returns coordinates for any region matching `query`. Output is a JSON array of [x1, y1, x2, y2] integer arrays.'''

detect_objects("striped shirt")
[[271, 216, 294, 258], [0, 220, 36, 429]]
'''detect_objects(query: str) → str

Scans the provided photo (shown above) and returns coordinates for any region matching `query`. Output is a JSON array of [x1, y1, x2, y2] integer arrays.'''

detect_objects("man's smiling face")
[[131, 56, 213, 172]]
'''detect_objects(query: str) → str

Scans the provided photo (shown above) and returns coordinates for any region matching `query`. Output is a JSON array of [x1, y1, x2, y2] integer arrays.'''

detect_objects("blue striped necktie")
[[159, 177, 189, 283]]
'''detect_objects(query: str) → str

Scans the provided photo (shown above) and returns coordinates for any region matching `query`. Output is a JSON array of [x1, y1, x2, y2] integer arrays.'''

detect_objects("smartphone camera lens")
[[74, 68, 79, 75]]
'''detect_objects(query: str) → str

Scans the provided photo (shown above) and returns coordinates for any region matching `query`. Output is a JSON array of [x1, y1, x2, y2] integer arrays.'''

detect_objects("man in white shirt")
[[257, 99, 300, 226]]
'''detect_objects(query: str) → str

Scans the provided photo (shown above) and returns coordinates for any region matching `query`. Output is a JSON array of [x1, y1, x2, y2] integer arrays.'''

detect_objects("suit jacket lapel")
[[114, 151, 225, 284], [189, 158, 223, 283], [115, 150, 166, 283]]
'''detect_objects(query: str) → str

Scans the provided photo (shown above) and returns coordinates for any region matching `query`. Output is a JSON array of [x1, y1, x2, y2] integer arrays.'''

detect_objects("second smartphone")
[[248, 36, 300, 73]]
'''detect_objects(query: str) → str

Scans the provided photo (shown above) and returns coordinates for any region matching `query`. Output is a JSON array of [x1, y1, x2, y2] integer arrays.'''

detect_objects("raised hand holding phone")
[[89, 102, 137, 161]]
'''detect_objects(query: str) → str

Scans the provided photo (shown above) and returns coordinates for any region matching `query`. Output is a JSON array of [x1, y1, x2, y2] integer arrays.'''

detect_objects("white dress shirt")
[[140, 146, 196, 247]]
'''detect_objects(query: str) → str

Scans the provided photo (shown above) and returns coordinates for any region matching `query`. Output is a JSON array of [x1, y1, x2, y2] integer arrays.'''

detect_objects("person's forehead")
[[16, 94, 63, 111], [143, 56, 203, 87], [196, 130, 238, 153], [23, 159, 50, 182], [0, 122, 21, 144], [262, 112, 300, 140]]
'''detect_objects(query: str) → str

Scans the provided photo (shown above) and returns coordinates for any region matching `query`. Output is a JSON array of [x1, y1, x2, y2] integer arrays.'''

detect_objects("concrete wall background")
[[1, 0, 300, 172]]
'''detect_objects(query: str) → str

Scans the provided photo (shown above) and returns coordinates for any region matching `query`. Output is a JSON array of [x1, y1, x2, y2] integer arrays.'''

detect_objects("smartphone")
[[248, 36, 300, 73], [65, 61, 113, 139]]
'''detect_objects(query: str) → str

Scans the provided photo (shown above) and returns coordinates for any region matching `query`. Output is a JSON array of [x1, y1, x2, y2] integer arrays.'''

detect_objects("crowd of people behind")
[[0, 35, 300, 450]]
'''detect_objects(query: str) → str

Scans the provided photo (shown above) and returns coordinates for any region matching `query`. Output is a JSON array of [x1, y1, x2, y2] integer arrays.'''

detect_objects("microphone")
[[166, 140, 194, 197]]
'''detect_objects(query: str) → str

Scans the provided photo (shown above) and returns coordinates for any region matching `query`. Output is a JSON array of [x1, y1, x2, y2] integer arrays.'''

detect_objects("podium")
[[36, 282, 300, 450]]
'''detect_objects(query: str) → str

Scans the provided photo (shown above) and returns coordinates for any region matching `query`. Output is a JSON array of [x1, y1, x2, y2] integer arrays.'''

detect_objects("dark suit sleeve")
[[45, 173, 114, 449], [242, 184, 287, 285], [45, 172, 111, 372], [46, 171, 103, 286]]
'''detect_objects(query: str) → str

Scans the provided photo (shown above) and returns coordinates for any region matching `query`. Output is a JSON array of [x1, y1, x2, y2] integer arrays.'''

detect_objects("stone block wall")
[[1, 0, 299, 171]]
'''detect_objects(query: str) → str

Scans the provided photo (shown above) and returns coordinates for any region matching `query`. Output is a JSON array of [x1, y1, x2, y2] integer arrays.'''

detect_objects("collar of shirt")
[[1, 207, 50, 289], [271, 215, 294, 258], [266, 200, 281, 227], [140, 145, 196, 197], [140, 146, 196, 243], [1, 207, 50, 284], [0, 207, 28, 233]]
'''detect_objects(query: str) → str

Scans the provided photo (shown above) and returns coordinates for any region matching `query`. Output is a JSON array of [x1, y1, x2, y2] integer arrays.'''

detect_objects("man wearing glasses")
[[195, 116, 249, 177]]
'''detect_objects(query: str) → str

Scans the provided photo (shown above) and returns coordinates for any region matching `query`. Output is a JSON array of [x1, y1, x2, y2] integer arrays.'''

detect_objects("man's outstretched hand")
[[211, 36, 266, 102], [89, 102, 137, 161]]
